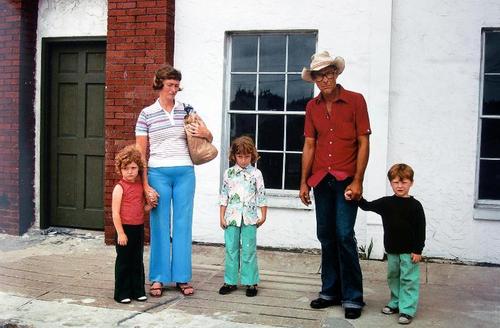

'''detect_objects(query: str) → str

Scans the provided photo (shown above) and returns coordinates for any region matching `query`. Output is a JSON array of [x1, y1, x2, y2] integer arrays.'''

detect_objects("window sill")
[[266, 190, 314, 210], [473, 203, 500, 221]]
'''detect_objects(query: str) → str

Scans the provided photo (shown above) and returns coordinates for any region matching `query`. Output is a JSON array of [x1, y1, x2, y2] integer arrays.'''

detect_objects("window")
[[476, 29, 500, 215], [224, 32, 316, 192]]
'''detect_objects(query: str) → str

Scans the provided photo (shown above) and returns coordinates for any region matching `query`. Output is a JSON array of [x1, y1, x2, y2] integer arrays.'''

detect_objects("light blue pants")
[[387, 253, 420, 316], [148, 166, 195, 284], [224, 224, 259, 286]]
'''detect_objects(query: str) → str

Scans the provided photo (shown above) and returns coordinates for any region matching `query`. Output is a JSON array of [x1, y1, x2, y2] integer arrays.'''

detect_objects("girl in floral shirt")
[[219, 136, 267, 297]]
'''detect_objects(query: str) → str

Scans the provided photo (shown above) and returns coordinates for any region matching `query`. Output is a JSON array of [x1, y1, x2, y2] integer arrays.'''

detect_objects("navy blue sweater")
[[358, 196, 426, 254]]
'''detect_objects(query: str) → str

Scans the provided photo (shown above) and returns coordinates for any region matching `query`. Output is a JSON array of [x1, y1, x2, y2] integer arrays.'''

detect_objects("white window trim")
[[474, 28, 500, 220], [221, 30, 317, 208]]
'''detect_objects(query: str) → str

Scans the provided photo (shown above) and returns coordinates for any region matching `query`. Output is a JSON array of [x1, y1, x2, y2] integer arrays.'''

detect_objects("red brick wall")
[[0, 0, 38, 235], [104, 0, 175, 244]]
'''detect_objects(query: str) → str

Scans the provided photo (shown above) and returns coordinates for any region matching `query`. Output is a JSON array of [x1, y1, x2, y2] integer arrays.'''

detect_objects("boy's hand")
[[220, 217, 227, 229], [411, 253, 422, 263], [256, 217, 266, 228], [344, 190, 353, 201], [117, 233, 128, 246]]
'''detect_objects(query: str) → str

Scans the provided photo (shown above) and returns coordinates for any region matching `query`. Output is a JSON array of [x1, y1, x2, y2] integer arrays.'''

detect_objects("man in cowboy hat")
[[299, 50, 371, 319]]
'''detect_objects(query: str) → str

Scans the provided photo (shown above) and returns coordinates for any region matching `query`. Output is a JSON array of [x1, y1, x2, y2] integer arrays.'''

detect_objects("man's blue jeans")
[[313, 175, 364, 309]]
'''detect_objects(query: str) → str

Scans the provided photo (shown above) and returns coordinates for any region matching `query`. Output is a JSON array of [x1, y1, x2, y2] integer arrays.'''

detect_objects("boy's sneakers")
[[218, 284, 237, 295], [398, 313, 413, 325], [136, 296, 147, 302], [382, 306, 399, 315], [119, 298, 131, 304]]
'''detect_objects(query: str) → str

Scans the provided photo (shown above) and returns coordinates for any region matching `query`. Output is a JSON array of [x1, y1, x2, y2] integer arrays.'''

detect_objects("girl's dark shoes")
[[219, 284, 237, 295], [246, 285, 258, 297]]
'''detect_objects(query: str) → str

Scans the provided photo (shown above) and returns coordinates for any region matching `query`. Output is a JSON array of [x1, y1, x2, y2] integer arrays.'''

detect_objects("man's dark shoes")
[[310, 298, 341, 309], [345, 307, 362, 319], [218, 284, 237, 295]]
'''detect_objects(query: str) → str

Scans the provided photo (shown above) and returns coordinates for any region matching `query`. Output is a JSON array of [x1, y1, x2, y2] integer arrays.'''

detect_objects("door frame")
[[40, 37, 107, 229]]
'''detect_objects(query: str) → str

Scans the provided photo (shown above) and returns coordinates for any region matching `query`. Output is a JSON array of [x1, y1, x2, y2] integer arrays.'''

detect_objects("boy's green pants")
[[224, 224, 259, 286], [387, 253, 420, 316]]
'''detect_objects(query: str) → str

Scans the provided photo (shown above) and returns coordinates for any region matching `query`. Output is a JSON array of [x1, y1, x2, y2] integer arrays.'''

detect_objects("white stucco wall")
[[386, 0, 500, 263], [32, 0, 500, 264], [174, 0, 392, 252], [33, 0, 108, 226]]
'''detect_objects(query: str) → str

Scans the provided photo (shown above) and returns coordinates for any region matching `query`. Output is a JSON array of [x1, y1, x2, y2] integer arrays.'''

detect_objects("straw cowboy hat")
[[301, 50, 345, 83]]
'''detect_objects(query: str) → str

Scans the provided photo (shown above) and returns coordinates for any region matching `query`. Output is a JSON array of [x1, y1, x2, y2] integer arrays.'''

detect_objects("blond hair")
[[387, 163, 414, 182]]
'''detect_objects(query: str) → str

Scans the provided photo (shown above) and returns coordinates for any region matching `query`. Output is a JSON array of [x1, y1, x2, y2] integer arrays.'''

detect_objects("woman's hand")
[[144, 185, 159, 208], [256, 217, 266, 228], [186, 115, 213, 142]]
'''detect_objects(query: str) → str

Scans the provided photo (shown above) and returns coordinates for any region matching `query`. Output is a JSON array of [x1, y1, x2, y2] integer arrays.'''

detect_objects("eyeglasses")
[[313, 70, 337, 82]]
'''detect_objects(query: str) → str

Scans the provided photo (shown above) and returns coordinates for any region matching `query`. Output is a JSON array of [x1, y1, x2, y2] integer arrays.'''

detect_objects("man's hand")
[[345, 179, 363, 201], [299, 183, 312, 206]]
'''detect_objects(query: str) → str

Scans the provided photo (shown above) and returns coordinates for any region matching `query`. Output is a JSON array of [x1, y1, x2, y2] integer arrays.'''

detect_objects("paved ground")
[[0, 228, 499, 328]]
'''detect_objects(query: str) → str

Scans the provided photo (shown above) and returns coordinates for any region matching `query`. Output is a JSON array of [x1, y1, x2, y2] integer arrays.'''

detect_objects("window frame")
[[221, 30, 317, 209], [474, 28, 500, 220]]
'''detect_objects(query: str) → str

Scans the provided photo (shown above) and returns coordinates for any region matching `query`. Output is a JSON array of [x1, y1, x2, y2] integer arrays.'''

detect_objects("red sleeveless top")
[[117, 179, 145, 225]]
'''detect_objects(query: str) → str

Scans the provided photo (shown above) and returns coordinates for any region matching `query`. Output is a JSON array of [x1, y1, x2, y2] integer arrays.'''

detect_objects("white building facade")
[[35, 0, 500, 264]]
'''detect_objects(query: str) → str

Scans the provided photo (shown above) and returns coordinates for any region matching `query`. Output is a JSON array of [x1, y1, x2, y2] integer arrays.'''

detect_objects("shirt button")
[[329, 141, 332, 144], [328, 154, 332, 157], [328, 166, 331, 170], [330, 128, 333, 131]]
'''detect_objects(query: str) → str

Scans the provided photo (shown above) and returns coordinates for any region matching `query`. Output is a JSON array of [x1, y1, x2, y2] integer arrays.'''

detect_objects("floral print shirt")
[[220, 164, 267, 227]]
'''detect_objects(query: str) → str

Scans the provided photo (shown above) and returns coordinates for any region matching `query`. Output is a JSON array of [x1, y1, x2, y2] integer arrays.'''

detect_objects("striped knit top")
[[135, 99, 194, 168]]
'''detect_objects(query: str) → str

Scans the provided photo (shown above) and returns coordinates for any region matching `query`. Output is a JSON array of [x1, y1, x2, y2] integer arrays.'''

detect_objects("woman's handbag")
[[183, 104, 218, 165]]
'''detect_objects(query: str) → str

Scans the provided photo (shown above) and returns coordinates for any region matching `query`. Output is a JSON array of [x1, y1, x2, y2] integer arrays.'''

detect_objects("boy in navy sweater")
[[346, 163, 425, 325]]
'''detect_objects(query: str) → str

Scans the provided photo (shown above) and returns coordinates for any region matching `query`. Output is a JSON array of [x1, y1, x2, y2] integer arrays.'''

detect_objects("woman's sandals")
[[149, 282, 163, 297], [177, 282, 194, 296]]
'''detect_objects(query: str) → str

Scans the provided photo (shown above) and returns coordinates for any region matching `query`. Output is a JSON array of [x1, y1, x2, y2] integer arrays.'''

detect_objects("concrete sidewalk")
[[0, 229, 499, 328]]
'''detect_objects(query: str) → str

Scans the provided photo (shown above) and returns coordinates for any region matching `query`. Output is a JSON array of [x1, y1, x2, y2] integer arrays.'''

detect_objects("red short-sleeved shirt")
[[304, 85, 371, 187]]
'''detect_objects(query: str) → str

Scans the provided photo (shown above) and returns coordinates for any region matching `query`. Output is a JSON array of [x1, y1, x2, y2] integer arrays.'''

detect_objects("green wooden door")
[[49, 42, 105, 229]]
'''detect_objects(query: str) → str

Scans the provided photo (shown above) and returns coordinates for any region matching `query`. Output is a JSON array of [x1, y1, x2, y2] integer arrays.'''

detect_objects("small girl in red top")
[[112, 145, 151, 303]]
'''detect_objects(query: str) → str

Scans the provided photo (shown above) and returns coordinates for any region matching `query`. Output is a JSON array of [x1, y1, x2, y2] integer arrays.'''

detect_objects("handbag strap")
[[183, 103, 194, 115]]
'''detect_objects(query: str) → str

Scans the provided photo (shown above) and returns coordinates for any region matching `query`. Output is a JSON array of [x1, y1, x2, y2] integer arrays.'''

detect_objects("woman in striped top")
[[136, 65, 213, 297]]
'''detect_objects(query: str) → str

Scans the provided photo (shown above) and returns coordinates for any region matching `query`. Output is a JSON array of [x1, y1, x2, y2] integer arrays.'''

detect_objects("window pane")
[[258, 152, 283, 189], [231, 35, 257, 72], [258, 74, 285, 111], [284, 153, 301, 190], [230, 74, 256, 110], [286, 115, 305, 151], [288, 34, 316, 72], [480, 118, 500, 158], [258, 115, 284, 150], [230, 113, 256, 141], [485, 31, 500, 73], [483, 75, 500, 116], [260, 35, 286, 72], [478, 159, 500, 200], [287, 74, 314, 111]]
